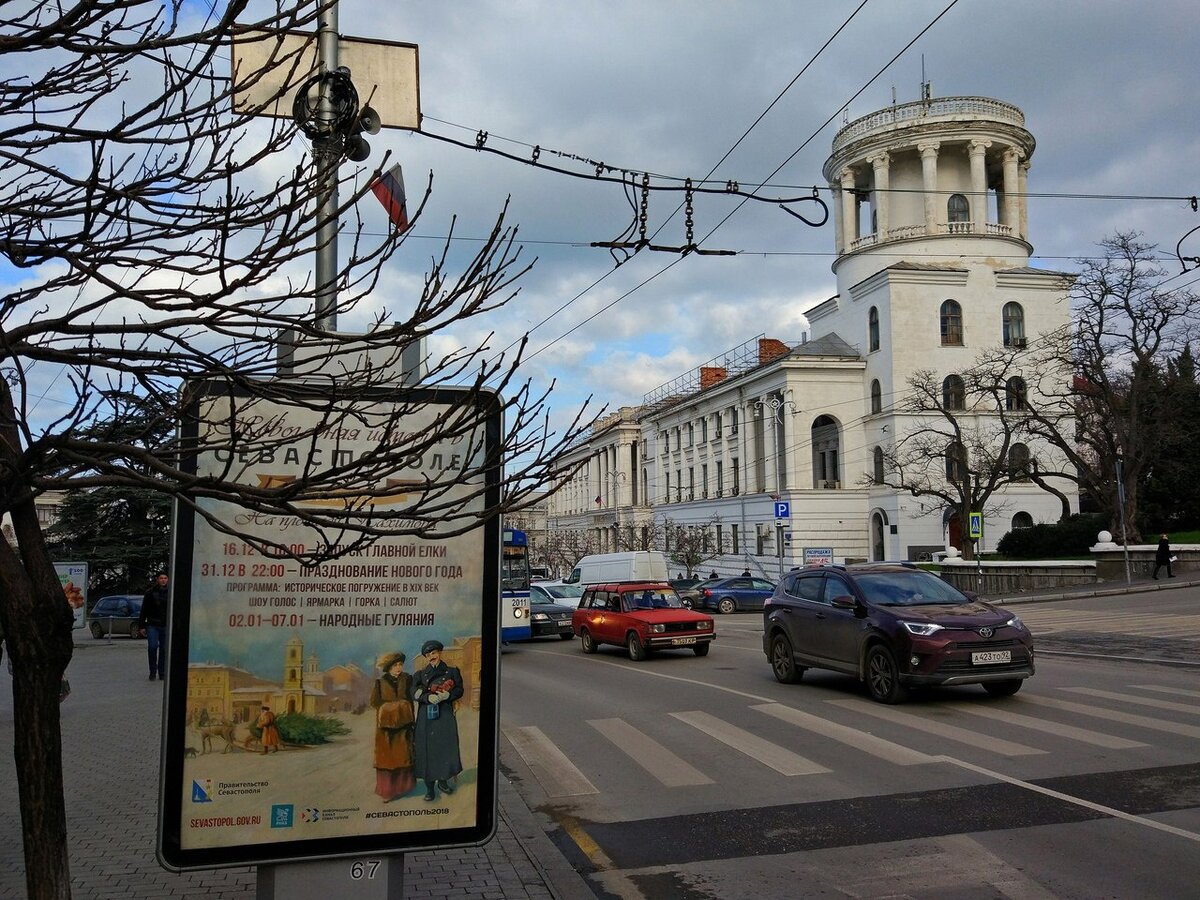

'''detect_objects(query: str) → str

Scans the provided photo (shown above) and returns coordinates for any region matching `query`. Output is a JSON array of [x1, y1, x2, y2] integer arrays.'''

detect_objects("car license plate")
[[670, 637, 697, 646], [972, 650, 1011, 665]]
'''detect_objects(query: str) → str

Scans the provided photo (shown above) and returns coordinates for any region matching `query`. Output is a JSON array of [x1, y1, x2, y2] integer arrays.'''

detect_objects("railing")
[[832, 97, 1025, 154]]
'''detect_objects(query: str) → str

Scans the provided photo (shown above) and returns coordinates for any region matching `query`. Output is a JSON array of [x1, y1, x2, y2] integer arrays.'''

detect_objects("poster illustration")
[[54, 561, 88, 630], [160, 384, 500, 870]]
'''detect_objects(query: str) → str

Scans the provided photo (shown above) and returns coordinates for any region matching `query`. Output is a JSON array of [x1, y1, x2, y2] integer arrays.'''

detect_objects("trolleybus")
[[501, 527, 532, 641]]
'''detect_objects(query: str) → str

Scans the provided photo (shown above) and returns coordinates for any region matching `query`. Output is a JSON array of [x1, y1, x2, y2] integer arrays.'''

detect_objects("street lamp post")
[[754, 395, 798, 577]]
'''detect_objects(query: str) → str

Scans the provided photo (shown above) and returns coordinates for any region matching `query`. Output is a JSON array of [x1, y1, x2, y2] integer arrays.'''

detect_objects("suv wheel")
[[579, 629, 597, 654], [769, 633, 804, 684], [983, 679, 1022, 698], [626, 632, 647, 662], [717, 597, 736, 614], [865, 645, 909, 704]]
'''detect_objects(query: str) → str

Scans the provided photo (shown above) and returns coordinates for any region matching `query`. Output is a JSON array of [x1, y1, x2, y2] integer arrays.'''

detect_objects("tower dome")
[[822, 95, 1035, 284]]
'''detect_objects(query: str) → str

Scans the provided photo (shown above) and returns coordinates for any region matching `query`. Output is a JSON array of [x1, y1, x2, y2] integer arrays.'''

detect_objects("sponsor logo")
[[191, 780, 213, 803], [300, 806, 358, 823], [301, 808, 320, 823], [270, 804, 294, 828]]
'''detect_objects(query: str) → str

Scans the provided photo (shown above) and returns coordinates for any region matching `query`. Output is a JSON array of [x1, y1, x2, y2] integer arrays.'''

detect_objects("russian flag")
[[371, 163, 410, 232]]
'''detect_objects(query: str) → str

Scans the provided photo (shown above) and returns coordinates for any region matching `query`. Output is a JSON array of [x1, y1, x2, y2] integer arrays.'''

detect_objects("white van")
[[563, 551, 670, 587]]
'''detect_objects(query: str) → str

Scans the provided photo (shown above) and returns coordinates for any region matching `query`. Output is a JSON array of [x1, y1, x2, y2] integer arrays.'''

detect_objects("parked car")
[[763, 563, 1034, 704], [668, 577, 704, 608], [528, 592, 576, 640], [572, 582, 716, 660], [694, 576, 776, 613], [87, 594, 144, 639], [530, 582, 584, 609]]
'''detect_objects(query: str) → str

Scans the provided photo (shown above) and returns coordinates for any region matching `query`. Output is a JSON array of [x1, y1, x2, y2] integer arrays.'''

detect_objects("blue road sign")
[[774, 500, 790, 520]]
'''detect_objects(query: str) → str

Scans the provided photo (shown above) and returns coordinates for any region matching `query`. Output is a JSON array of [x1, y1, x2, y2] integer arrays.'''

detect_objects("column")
[[968, 140, 990, 232], [867, 152, 889, 240], [739, 399, 752, 495], [840, 168, 857, 251], [829, 181, 844, 254], [1002, 147, 1021, 231], [918, 142, 940, 235], [761, 400, 778, 494], [1019, 161, 1030, 240], [782, 389, 798, 491]]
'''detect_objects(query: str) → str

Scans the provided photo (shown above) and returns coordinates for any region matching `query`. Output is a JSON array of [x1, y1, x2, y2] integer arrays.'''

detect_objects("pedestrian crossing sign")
[[969, 512, 983, 540]]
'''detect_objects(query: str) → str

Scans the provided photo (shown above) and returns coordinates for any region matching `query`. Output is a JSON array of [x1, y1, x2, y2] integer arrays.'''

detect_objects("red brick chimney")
[[758, 338, 790, 365], [700, 366, 727, 390]]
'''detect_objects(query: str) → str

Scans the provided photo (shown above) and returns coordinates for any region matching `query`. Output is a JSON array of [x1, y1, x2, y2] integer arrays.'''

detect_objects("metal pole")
[[1116, 458, 1132, 585], [314, 2, 340, 331]]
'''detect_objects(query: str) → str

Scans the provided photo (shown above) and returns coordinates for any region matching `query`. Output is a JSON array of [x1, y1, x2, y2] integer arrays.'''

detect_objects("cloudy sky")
[[10, 1, 1200, 438], [325, 0, 1199, 432]]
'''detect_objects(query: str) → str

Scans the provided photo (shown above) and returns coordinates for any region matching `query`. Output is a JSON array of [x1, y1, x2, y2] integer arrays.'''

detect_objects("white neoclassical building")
[[547, 94, 1078, 575]]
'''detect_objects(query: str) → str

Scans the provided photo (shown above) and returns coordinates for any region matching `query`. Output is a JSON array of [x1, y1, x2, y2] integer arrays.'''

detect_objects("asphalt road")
[[499, 587, 1200, 899]]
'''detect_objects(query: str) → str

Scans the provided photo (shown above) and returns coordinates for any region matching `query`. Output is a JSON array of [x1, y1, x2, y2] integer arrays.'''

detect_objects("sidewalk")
[[989, 572, 1198, 606], [0, 639, 592, 900]]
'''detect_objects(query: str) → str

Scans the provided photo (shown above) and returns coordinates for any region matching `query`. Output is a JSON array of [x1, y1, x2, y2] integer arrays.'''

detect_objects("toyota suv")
[[573, 582, 716, 660], [763, 563, 1034, 703]]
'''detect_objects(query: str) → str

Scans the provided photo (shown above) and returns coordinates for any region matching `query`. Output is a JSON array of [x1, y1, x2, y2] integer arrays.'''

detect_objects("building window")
[[701, 464, 709, 498], [674, 427, 681, 451], [716, 525, 724, 554], [687, 423, 694, 447], [1008, 442, 1032, 480], [940, 300, 963, 346], [872, 446, 885, 484], [942, 374, 965, 410], [716, 460, 723, 495], [1012, 511, 1034, 530], [947, 193, 970, 224], [1003, 301, 1026, 348], [731, 407, 739, 434], [687, 467, 694, 500], [732, 457, 740, 494], [731, 523, 740, 554], [870, 379, 882, 414], [868, 306, 880, 352], [715, 411, 722, 437], [1006, 376, 1027, 411], [675, 470, 682, 501], [945, 441, 968, 484]]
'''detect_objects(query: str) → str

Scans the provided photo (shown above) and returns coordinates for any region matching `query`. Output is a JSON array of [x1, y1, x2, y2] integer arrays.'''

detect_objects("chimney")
[[758, 338, 790, 365], [699, 366, 727, 390]]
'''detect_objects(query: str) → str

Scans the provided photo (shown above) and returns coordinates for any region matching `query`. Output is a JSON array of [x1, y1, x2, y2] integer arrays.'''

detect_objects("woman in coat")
[[370, 651, 416, 800]]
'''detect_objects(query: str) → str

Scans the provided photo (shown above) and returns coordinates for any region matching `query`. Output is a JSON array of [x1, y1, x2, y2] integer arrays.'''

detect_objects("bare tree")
[[0, 3, 591, 896], [543, 528, 598, 577], [664, 516, 723, 575], [613, 519, 660, 552]]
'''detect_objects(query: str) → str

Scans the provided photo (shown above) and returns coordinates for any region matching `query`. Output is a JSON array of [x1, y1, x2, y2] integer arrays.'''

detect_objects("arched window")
[[868, 306, 880, 352], [945, 441, 968, 484], [870, 379, 882, 414], [1003, 302, 1026, 348], [872, 446, 885, 485], [1008, 442, 1032, 480], [1012, 512, 1034, 530], [947, 193, 970, 224], [1006, 376, 1027, 411], [942, 374, 965, 411], [940, 299, 963, 346]]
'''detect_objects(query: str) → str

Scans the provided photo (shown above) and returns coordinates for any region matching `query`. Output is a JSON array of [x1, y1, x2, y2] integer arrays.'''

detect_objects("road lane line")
[[502, 725, 599, 797], [587, 717, 714, 787], [827, 697, 1048, 757], [1019, 695, 1200, 739], [1134, 684, 1200, 699], [753, 702, 937, 766], [940, 756, 1200, 844], [1061, 686, 1200, 715], [669, 710, 831, 776], [944, 702, 1146, 749]]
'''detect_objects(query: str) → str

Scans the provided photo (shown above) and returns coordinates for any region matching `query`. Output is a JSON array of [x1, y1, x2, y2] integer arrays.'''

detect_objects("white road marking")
[[588, 717, 714, 786], [670, 710, 831, 776], [503, 725, 599, 797], [753, 702, 938, 765]]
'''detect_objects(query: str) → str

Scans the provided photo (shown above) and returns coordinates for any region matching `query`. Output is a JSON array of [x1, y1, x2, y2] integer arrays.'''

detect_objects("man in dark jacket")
[[1153, 534, 1176, 580], [138, 572, 169, 680], [411, 639, 463, 801]]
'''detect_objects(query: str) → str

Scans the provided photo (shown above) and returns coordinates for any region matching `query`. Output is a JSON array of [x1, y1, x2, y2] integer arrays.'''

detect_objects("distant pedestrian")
[[741, 568, 751, 577], [138, 571, 169, 680], [1153, 533, 1176, 580], [708, 571, 718, 579]]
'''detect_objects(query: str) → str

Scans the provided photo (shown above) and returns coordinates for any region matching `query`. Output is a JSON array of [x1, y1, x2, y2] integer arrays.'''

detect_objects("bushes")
[[996, 513, 1107, 559]]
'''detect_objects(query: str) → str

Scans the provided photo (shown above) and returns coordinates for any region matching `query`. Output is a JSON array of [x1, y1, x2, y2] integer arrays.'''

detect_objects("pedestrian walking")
[[139, 571, 169, 679], [1152, 533, 1176, 580]]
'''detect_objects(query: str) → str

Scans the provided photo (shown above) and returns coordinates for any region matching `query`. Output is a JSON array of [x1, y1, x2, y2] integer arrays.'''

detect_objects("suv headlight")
[[901, 621, 943, 636], [1006, 615, 1025, 630]]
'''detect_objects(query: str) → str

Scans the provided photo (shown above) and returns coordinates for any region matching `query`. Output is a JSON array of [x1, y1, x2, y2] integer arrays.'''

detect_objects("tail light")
[[703, 588, 712, 597]]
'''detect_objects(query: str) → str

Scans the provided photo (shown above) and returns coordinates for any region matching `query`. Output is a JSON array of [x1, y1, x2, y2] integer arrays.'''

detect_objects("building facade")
[[546, 94, 1077, 574]]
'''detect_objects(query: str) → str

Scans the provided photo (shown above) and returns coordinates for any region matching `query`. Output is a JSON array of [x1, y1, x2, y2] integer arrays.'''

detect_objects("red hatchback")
[[573, 582, 716, 660]]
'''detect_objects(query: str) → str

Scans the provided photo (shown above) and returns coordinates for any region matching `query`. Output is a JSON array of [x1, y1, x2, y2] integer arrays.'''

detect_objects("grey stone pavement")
[[0, 638, 593, 900], [0, 573, 1193, 899]]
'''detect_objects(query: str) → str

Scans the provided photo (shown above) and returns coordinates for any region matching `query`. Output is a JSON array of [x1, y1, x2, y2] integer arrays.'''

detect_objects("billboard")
[[159, 382, 500, 870], [54, 561, 88, 629]]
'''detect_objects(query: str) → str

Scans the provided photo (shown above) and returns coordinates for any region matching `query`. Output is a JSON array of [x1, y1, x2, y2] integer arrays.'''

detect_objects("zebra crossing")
[[1010, 606, 1200, 640], [502, 680, 1199, 800]]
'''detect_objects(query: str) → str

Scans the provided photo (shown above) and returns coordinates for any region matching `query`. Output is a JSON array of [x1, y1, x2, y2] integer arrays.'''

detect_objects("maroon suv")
[[763, 563, 1034, 703], [573, 582, 716, 661]]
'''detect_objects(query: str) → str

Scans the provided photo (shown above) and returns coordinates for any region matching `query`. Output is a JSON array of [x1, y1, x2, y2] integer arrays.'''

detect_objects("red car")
[[572, 581, 716, 661]]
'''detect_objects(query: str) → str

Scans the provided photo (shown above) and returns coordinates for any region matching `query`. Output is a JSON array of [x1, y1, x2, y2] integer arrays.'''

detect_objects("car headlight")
[[901, 621, 943, 636], [649, 623, 665, 633], [695, 620, 711, 630], [532, 613, 548, 621], [1006, 615, 1025, 630]]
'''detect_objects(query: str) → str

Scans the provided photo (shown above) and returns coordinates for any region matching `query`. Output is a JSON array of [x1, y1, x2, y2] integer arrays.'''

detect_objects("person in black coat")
[[1152, 533, 1176, 580], [411, 639, 464, 801], [138, 572, 169, 679]]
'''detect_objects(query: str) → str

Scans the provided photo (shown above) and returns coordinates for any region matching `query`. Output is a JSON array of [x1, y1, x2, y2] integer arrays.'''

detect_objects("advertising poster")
[[159, 383, 500, 870], [54, 561, 88, 629]]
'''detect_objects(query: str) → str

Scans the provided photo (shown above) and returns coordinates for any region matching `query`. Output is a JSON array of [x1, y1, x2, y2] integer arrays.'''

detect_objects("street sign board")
[[803, 547, 834, 567], [774, 500, 790, 520], [160, 381, 500, 871], [969, 511, 983, 540]]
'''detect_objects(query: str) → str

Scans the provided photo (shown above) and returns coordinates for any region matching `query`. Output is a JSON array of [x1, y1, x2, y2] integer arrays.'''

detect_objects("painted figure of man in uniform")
[[411, 639, 463, 801]]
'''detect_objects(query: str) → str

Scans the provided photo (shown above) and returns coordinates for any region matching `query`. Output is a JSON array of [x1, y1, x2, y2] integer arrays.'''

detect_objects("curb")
[[497, 777, 593, 900], [994, 576, 1198, 606]]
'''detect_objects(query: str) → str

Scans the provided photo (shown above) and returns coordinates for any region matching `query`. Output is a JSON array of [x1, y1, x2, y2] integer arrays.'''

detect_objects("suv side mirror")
[[830, 594, 857, 610]]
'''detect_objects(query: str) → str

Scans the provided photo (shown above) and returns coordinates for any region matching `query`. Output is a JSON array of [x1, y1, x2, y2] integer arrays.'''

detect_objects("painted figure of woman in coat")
[[370, 651, 416, 800], [411, 639, 464, 801]]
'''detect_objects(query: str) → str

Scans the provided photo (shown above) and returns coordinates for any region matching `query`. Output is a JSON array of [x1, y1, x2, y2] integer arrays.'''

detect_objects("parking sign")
[[774, 500, 790, 520]]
